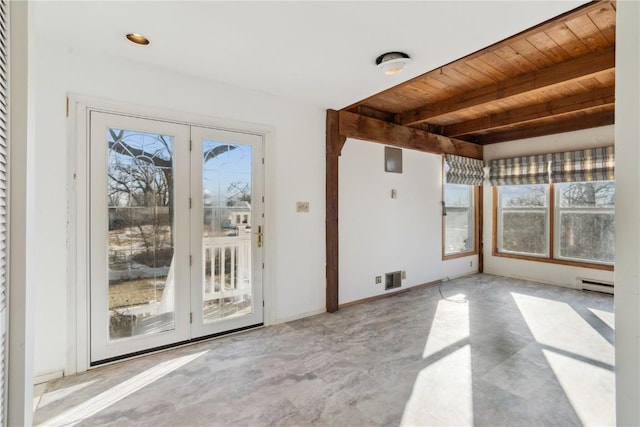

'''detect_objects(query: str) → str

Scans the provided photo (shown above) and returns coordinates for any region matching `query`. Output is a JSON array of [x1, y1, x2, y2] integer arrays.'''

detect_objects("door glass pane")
[[107, 129, 175, 340], [202, 141, 253, 324]]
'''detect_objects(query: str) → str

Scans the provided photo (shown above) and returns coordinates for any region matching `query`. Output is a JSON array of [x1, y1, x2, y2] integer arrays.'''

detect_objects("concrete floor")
[[33, 274, 615, 426]]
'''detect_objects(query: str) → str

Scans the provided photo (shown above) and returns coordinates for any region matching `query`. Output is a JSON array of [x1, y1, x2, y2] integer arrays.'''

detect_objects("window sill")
[[491, 250, 614, 271], [443, 250, 477, 261]]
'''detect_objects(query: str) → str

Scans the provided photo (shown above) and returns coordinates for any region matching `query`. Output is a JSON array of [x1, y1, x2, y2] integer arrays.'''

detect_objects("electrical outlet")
[[296, 202, 309, 213], [470, 260, 473, 267], [401, 271, 407, 279], [375, 276, 382, 284]]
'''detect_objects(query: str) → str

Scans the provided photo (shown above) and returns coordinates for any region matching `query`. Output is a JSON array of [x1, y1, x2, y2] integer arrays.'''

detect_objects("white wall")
[[338, 139, 476, 304], [614, 0, 640, 424], [32, 38, 326, 376], [483, 126, 615, 288]]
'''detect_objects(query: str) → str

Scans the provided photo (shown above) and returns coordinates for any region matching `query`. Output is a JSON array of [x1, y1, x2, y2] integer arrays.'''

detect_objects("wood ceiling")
[[341, 0, 616, 146], [325, 0, 616, 312]]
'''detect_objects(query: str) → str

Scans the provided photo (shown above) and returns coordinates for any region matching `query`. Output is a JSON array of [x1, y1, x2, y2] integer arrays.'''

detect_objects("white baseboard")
[[34, 370, 64, 385], [483, 271, 581, 291], [275, 307, 326, 324]]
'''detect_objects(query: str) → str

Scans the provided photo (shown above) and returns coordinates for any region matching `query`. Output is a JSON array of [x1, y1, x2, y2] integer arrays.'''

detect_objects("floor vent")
[[385, 271, 402, 290], [577, 278, 614, 295]]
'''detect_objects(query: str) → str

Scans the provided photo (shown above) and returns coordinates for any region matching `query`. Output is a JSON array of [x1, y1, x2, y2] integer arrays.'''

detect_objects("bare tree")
[[107, 130, 236, 265]]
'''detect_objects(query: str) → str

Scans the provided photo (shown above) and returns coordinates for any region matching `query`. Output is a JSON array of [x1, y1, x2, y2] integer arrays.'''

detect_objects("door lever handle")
[[256, 225, 263, 248]]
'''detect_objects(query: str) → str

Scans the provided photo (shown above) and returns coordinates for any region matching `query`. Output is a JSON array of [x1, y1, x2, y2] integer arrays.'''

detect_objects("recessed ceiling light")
[[126, 33, 150, 46], [376, 52, 411, 75]]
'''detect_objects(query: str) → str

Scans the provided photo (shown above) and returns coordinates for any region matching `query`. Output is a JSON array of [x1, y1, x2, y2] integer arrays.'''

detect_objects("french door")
[[89, 112, 264, 363]]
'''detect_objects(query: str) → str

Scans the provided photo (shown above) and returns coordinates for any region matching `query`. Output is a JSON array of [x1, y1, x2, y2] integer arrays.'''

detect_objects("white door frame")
[[67, 95, 276, 374]]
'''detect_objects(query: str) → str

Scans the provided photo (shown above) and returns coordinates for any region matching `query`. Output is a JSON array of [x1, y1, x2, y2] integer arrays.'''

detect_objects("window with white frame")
[[444, 183, 474, 256], [555, 181, 615, 264], [492, 147, 615, 268], [497, 184, 549, 257], [442, 154, 483, 258]]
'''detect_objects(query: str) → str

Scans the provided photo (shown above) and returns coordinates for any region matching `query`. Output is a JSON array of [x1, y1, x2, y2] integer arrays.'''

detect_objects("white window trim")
[[497, 186, 550, 258], [443, 184, 475, 257], [554, 186, 615, 265]]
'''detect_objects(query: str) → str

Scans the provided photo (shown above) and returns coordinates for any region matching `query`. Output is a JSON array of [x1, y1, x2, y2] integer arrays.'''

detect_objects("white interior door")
[[90, 112, 191, 363], [190, 126, 264, 338]]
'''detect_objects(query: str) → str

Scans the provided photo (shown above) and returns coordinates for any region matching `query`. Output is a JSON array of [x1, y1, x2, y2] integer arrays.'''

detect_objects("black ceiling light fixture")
[[375, 51, 411, 75]]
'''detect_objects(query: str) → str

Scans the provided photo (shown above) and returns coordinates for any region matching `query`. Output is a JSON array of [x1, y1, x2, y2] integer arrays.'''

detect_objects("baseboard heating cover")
[[576, 277, 614, 294]]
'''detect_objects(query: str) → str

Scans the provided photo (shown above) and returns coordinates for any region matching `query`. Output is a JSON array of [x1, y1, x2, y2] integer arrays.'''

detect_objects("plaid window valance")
[[489, 154, 552, 186], [445, 154, 484, 186], [550, 146, 615, 183]]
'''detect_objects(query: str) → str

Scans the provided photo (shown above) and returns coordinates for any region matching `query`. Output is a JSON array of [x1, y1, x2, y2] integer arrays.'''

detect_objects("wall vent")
[[385, 271, 402, 290], [576, 277, 614, 295]]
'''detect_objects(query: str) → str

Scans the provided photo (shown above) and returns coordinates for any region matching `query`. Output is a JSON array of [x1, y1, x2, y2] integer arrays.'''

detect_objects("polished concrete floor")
[[33, 274, 615, 426]]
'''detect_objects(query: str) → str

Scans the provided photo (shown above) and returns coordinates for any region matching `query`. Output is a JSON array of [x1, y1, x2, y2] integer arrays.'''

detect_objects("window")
[[443, 183, 475, 257], [498, 185, 549, 257], [495, 181, 614, 268], [555, 181, 615, 264]]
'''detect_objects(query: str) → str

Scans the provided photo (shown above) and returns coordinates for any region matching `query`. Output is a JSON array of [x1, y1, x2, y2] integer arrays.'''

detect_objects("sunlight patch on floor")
[[422, 294, 469, 359], [401, 345, 473, 427], [35, 380, 97, 411], [512, 293, 615, 426], [543, 349, 615, 426], [589, 307, 615, 330], [37, 351, 208, 427], [401, 296, 472, 426]]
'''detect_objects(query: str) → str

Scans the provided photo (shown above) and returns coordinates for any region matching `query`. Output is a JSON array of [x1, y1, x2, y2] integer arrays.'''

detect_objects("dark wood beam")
[[351, 105, 398, 123], [338, 110, 482, 159], [399, 46, 615, 126], [326, 109, 346, 313], [443, 86, 616, 137], [476, 108, 614, 144]]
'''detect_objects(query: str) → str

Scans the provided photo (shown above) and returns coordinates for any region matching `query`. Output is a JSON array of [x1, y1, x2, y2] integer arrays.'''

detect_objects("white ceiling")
[[33, 1, 587, 110]]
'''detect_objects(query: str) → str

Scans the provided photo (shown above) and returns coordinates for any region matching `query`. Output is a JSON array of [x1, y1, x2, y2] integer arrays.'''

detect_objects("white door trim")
[[67, 95, 276, 374]]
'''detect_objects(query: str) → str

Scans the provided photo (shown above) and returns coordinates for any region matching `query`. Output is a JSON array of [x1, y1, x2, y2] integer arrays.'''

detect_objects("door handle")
[[256, 225, 263, 248]]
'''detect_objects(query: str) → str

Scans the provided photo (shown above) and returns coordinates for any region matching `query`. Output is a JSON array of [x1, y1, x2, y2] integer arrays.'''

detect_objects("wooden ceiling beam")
[[399, 46, 615, 126], [443, 86, 615, 137], [475, 109, 614, 144], [339, 110, 482, 159], [344, 1, 615, 113]]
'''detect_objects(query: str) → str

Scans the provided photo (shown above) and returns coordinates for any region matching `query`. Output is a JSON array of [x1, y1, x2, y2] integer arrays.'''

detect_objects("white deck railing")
[[202, 234, 251, 301]]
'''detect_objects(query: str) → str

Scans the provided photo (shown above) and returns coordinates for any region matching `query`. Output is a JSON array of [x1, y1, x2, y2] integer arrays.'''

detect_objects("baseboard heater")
[[577, 277, 614, 295]]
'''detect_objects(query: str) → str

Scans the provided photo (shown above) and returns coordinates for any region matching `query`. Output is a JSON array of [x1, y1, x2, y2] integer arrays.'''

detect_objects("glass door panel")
[[191, 127, 263, 338], [90, 112, 191, 363], [90, 113, 264, 362], [202, 140, 253, 323], [107, 130, 175, 338]]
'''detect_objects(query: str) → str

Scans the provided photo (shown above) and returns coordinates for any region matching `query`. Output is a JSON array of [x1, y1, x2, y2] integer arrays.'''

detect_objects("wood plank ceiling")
[[341, 0, 616, 146], [325, 0, 616, 313]]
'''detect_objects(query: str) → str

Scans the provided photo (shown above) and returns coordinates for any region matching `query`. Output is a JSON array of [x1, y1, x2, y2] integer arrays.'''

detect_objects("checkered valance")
[[445, 154, 485, 186], [550, 146, 615, 183], [489, 154, 552, 186]]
